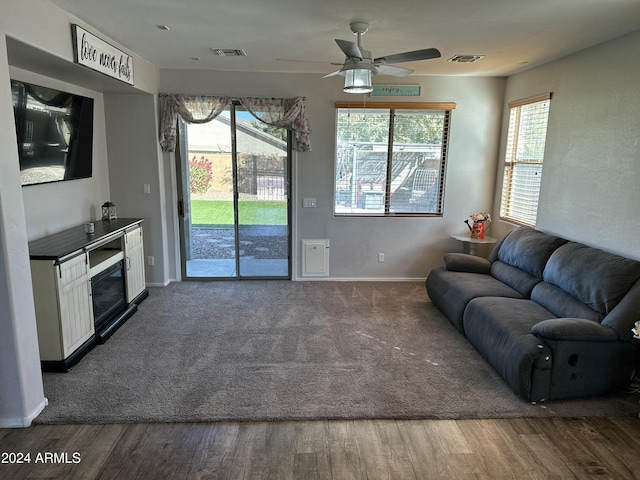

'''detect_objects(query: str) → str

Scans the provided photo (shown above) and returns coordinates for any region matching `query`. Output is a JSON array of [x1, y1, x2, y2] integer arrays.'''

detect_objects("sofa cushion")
[[543, 242, 640, 316], [496, 227, 568, 279], [490, 261, 542, 297], [444, 253, 491, 274], [425, 267, 524, 334], [531, 282, 603, 322], [464, 297, 555, 400]]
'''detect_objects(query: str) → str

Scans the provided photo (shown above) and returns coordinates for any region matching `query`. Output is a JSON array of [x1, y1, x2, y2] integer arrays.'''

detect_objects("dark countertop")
[[29, 218, 143, 261]]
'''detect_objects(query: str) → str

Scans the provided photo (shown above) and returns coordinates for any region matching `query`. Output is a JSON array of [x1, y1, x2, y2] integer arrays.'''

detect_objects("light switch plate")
[[303, 197, 316, 208]]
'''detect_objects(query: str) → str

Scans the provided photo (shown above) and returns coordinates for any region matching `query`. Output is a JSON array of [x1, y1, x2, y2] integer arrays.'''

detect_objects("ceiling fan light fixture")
[[328, 22, 438, 93], [343, 68, 373, 93]]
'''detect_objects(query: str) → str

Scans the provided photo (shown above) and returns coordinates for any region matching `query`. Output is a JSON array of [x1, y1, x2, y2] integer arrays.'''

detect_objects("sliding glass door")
[[176, 104, 290, 279]]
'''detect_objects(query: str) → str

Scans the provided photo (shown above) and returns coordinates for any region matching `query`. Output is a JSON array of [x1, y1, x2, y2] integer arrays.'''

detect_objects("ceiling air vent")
[[212, 48, 247, 57], [447, 54, 485, 63]]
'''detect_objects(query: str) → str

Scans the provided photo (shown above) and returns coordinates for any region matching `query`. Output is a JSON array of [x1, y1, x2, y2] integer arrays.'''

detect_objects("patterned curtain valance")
[[159, 94, 311, 152], [237, 97, 311, 152], [158, 94, 230, 152]]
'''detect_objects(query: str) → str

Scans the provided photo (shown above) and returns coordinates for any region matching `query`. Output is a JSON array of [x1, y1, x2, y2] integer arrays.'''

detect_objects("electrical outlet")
[[378, 253, 385, 262], [147, 256, 155, 266]]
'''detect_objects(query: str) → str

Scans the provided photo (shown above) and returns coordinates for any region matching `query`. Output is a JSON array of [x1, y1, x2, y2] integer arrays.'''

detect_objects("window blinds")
[[333, 104, 453, 216], [500, 94, 551, 226]]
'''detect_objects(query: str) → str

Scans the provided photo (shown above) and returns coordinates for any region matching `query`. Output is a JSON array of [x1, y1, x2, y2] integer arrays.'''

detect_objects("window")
[[500, 93, 552, 226], [334, 102, 454, 216]]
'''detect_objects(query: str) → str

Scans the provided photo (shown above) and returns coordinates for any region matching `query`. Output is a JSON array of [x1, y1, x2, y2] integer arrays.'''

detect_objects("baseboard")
[[294, 277, 426, 282], [0, 397, 48, 428], [154, 277, 425, 284]]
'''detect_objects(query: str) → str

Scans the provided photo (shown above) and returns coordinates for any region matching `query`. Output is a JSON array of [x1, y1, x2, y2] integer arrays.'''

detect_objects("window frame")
[[334, 102, 455, 217], [499, 93, 552, 227]]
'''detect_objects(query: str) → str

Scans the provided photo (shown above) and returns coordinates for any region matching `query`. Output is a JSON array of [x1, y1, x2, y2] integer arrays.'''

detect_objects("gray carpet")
[[35, 281, 640, 424]]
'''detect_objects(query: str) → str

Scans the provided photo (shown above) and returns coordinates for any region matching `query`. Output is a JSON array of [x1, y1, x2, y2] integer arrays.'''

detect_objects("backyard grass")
[[191, 200, 287, 226]]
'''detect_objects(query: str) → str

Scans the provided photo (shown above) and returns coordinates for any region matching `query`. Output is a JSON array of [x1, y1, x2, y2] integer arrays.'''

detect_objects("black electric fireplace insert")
[[91, 259, 127, 338]]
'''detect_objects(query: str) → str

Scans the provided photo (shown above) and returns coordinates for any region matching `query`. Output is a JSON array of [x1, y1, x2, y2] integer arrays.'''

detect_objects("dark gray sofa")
[[426, 226, 640, 401]]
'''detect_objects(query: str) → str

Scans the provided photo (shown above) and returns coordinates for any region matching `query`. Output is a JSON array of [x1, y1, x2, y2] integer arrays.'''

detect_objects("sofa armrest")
[[531, 318, 618, 342], [444, 253, 491, 274]]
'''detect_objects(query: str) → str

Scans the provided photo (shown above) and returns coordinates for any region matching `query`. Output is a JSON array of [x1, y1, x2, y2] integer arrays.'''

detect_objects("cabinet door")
[[125, 226, 146, 302], [57, 253, 94, 357]]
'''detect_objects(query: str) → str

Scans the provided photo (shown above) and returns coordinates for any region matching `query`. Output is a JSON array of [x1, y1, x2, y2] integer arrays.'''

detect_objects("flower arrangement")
[[470, 211, 491, 223], [465, 212, 491, 239]]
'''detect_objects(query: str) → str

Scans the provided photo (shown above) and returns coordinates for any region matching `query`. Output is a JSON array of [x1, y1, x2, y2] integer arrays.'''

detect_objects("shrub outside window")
[[500, 93, 552, 226], [334, 102, 454, 216]]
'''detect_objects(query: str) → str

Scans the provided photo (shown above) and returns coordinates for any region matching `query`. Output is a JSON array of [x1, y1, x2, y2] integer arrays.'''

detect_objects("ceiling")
[[47, 0, 640, 78]]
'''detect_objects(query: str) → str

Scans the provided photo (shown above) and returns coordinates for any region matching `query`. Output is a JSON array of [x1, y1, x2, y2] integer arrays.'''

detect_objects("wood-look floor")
[[1, 417, 640, 479]]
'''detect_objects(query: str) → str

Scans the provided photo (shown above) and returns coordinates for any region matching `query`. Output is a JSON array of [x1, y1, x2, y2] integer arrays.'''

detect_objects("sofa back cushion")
[[495, 227, 568, 278], [531, 282, 603, 322], [542, 242, 640, 316], [490, 262, 542, 297], [490, 227, 567, 297]]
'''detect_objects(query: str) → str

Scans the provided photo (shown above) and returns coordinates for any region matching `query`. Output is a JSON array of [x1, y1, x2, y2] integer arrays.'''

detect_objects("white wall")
[[160, 71, 506, 279], [104, 93, 169, 286], [493, 30, 640, 260], [0, 36, 46, 428]]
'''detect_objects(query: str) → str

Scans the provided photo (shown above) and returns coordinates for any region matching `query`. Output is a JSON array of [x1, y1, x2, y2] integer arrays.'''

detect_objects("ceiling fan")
[[325, 22, 441, 93]]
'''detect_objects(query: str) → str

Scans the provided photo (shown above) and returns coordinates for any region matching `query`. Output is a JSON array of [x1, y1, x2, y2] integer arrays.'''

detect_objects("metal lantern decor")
[[101, 202, 117, 221]]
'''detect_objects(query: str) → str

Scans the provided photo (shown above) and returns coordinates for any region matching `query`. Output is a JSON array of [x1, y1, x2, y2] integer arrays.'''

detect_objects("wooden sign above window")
[[370, 85, 421, 97], [72, 24, 134, 86]]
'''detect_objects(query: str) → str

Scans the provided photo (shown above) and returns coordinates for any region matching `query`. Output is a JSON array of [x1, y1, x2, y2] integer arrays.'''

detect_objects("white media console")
[[28, 218, 148, 372]]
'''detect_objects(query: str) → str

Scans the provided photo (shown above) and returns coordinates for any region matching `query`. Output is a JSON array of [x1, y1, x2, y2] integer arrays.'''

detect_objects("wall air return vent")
[[302, 240, 329, 277], [212, 48, 247, 57], [447, 54, 485, 63]]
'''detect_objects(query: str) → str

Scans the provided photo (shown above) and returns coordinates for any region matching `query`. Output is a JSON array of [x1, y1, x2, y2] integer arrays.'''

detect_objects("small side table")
[[451, 234, 499, 256]]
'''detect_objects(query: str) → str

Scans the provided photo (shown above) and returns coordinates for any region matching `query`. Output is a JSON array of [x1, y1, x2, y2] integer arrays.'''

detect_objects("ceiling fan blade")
[[335, 39, 362, 60], [322, 69, 343, 78], [376, 65, 414, 77], [374, 48, 441, 64]]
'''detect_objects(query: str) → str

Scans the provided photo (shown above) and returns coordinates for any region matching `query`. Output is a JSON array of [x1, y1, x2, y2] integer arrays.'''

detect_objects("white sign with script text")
[[72, 25, 134, 85], [370, 85, 421, 97]]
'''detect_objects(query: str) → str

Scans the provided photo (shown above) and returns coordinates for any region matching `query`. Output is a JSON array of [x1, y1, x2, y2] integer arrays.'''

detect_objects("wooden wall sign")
[[72, 24, 134, 85], [370, 85, 421, 97]]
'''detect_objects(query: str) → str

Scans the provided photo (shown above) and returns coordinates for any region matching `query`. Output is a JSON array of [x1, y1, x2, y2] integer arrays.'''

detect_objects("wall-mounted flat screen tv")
[[11, 80, 94, 187]]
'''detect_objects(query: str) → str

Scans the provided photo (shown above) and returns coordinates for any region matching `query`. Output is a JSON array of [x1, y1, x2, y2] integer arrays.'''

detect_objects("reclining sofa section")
[[426, 227, 640, 402]]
